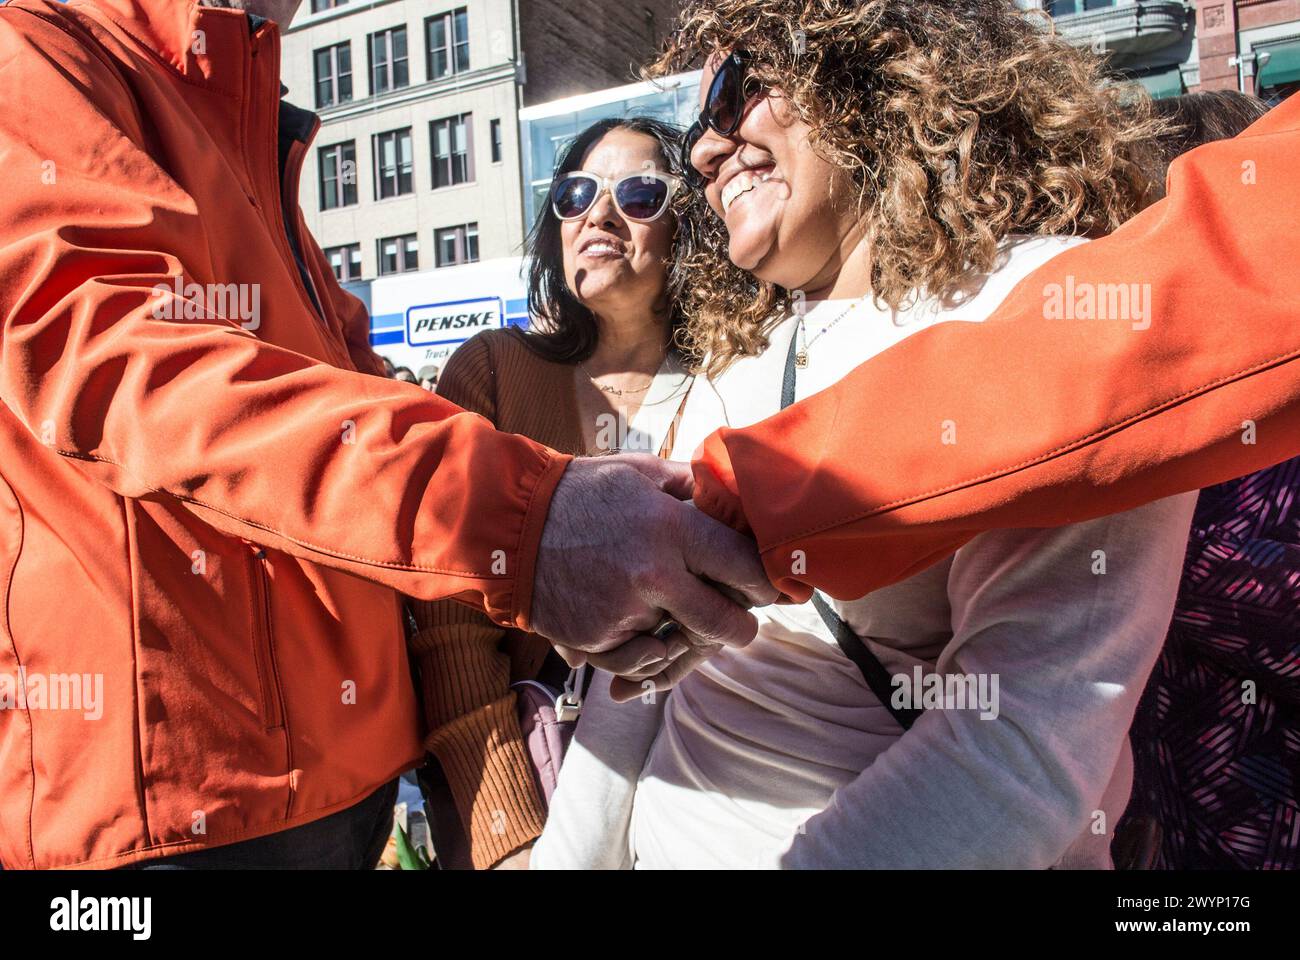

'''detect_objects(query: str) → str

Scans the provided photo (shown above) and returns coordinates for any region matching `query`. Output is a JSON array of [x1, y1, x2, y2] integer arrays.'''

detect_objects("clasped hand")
[[530, 454, 777, 703]]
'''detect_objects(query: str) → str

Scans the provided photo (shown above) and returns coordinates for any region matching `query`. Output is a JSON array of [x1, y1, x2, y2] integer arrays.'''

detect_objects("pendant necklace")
[[795, 295, 868, 369], [578, 359, 661, 397]]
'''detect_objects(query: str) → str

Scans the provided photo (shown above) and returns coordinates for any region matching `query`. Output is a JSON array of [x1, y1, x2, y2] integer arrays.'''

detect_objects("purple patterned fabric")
[[1124, 456, 1300, 869]]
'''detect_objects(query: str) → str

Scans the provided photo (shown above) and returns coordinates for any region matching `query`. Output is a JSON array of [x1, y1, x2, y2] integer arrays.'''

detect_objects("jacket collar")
[[81, 0, 278, 97]]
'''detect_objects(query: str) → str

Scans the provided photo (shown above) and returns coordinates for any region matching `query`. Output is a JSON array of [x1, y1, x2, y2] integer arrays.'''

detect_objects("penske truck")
[[356, 256, 531, 383]]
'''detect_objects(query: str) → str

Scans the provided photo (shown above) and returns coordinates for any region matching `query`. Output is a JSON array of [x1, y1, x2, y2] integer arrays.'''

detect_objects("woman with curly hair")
[[533, 0, 1200, 869]]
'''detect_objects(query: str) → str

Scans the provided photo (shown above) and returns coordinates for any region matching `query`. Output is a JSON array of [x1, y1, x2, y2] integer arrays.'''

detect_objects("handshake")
[[529, 454, 780, 702]]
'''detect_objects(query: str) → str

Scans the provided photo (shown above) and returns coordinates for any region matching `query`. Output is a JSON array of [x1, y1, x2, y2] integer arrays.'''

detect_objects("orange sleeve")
[[0, 16, 568, 631], [408, 334, 547, 869], [693, 94, 1300, 602]]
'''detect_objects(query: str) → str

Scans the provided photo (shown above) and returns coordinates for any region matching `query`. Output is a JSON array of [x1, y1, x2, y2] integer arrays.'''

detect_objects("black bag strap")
[[782, 331, 920, 731]]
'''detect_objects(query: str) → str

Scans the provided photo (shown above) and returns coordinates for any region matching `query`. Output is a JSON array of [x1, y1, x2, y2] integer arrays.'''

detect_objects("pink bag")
[[512, 666, 585, 808]]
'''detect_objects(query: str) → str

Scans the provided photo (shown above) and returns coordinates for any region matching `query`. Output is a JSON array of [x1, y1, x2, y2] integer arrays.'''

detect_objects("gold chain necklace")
[[795, 296, 868, 369], [577, 359, 661, 397]]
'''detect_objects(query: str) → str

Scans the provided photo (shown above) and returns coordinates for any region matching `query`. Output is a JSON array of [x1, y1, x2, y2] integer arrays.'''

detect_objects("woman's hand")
[[554, 632, 671, 677], [607, 633, 724, 703]]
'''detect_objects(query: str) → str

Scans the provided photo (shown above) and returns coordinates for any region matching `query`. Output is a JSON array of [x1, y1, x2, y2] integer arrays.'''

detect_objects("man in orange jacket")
[[0, 0, 774, 869]]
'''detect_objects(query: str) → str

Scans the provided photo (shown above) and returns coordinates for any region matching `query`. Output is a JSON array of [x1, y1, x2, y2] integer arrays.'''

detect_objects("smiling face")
[[690, 54, 862, 293], [559, 129, 676, 319]]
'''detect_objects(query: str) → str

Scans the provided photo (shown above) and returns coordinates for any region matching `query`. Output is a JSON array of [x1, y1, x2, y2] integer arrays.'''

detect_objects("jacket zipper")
[[248, 546, 286, 730], [248, 30, 354, 370]]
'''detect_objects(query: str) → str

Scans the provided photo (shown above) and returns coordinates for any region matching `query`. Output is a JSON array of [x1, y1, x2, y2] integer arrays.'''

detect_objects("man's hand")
[[529, 455, 778, 662]]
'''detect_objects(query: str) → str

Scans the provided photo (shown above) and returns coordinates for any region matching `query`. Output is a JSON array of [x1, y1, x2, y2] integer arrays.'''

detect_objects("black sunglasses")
[[681, 51, 758, 190]]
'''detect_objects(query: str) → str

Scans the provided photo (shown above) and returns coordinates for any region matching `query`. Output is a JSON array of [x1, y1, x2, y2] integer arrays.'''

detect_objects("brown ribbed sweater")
[[408, 327, 585, 869]]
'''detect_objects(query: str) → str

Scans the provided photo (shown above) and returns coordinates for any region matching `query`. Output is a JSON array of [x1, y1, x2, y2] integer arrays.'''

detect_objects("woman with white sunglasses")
[[406, 116, 700, 870]]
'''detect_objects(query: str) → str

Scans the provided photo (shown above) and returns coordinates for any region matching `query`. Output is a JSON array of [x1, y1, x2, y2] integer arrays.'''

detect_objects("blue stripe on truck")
[[370, 311, 530, 342]]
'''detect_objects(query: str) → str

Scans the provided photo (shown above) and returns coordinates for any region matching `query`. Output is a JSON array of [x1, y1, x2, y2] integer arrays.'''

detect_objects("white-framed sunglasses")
[[550, 171, 682, 224]]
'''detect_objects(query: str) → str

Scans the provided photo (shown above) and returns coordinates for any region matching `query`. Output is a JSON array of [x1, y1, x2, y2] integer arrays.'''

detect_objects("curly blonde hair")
[[650, 0, 1166, 375]]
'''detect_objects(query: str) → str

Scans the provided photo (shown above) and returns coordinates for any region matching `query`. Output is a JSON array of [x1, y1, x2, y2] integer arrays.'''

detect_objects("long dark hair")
[[1144, 91, 1269, 204], [523, 116, 698, 365]]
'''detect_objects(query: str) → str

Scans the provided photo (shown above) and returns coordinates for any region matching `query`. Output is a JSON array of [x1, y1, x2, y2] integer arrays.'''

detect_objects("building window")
[[435, 223, 479, 267], [313, 42, 352, 109], [426, 8, 470, 80], [430, 114, 473, 189], [318, 141, 357, 210], [311, 0, 349, 12], [325, 244, 363, 282], [378, 234, 419, 275], [373, 128, 414, 199], [490, 118, 502, 163], [1046, 0, 1118, 15], [369, 26, 409, 96]]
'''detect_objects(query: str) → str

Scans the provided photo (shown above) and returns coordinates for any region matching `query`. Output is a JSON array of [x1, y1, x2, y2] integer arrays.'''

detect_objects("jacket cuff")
[[507, 453, 572, 633], [692, 431, 805, 604], [426, 694, 547, 870], [691, 430, 752, 536]]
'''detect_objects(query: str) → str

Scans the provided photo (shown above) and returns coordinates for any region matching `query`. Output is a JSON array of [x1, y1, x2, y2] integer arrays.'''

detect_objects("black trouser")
[[121, 778, 399, 870]]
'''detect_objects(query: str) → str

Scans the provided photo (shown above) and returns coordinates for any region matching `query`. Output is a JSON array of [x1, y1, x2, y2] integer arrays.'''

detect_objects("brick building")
[[1196, 0, 1300, 102], [1020, 1, 1299, 101], [519, 0, 677, 106]]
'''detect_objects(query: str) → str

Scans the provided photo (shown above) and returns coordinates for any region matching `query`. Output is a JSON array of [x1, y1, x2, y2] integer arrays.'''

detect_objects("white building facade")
[[283, 0, 528, 284]]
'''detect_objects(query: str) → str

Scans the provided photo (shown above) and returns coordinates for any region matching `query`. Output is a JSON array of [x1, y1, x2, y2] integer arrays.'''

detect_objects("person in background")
[[407, 116, 699, 869], [392, 366, 419, 385], [1141, 91, 1273, 204], [419, 365, 440, 392], [1113, 91, 1300, 870]]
